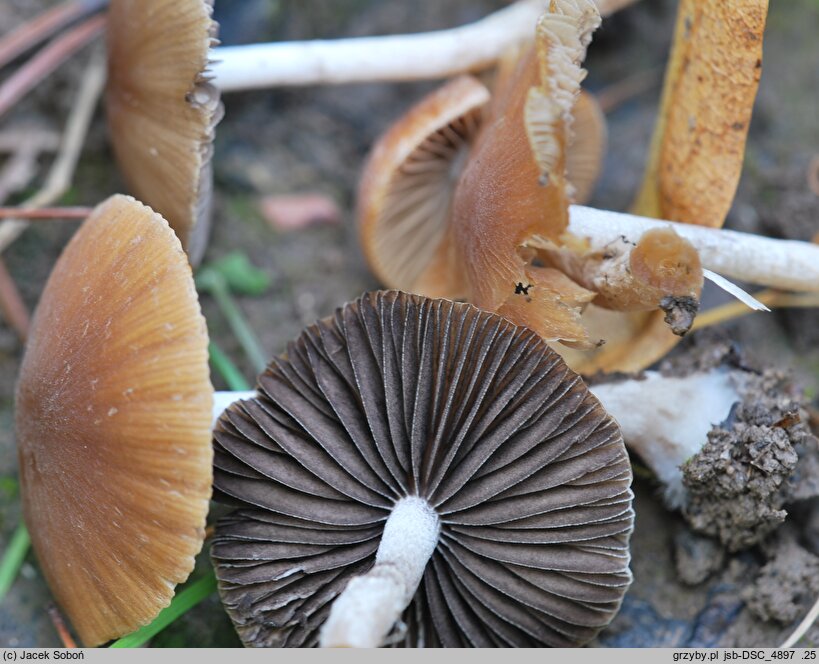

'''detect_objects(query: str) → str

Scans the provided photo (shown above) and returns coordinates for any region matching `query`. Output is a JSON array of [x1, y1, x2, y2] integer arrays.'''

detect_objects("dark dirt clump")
[[673, 529, 725, 586], [682, 366, 816, 551], [743, 526, 819, 624]]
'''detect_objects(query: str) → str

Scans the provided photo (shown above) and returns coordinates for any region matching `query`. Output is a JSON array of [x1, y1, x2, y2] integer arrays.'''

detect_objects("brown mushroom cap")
[[358, 75, 490, 297], [16, 194, 214, 646], [211, 291, 633, 647], [106, 0, 222, 265]]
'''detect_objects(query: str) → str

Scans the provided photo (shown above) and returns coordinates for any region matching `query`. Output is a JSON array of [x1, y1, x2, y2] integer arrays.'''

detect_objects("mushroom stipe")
[[211, 290, 634, 648]]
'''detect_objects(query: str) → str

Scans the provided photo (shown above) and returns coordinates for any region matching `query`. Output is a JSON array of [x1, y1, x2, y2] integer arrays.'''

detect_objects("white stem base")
[[212, 390, 256, 428], [569, 205, 819, 293], [590, 369, 739, 507], [320, 496, 440, 648]]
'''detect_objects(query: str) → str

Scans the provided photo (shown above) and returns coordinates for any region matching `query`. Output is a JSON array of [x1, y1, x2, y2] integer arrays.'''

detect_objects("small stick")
[[693, 289, 819, 331], [597, 65, 663, 113], [568, 205, 819, 293], [210, 0, 637, 91], [0, 258, 30, 341], [0, 0, 108, 71], [0, 50, 106, 254], [0, 15, 106, 121], [0, 206, 92, 220], [780, 595, 819, 648], [47, 604, 78, 649]]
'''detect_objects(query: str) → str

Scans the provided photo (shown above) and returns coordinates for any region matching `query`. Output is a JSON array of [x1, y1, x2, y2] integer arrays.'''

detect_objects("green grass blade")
[[109, 572, 218, 648], [0, 523, 30, 601], [209, 341, 251, 391]]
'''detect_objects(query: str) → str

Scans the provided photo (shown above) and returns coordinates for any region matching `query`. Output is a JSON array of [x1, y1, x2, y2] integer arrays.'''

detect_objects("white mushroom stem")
[[320, 496, 440, 648], [210, 0, 633, 91], [569, 205, 819, 293], [589, 369, 740, 507]]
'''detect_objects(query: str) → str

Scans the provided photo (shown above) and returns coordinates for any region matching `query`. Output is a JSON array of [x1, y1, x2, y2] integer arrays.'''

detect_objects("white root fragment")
[[320, 496, 440, 648], [569, 205, 819, 293], [702, 269, 770, 312], [211, 0, 635, 91], [589, 369, 740, 507]]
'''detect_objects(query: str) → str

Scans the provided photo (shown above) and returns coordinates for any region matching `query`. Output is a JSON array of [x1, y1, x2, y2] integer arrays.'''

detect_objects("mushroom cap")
[[212, 291, 633, 647], [16, 194, 214, 646], [358, 75, 490, 297], [450, 1, 602, 348], [106, 0, 222, 265]]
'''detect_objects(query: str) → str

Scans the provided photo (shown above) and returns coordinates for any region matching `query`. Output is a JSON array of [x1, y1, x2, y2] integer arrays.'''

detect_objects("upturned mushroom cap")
[[106, 0, 222, 265], [211, 291, 634, 647], [358, 75, 490, 297], [16, 194, 213, 646]]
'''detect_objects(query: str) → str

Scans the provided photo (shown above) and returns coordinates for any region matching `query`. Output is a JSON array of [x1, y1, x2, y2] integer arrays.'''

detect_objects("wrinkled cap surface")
[[16, 194, 213, 646], [106, 0, 222, 265], [212, 291, 633, 647]]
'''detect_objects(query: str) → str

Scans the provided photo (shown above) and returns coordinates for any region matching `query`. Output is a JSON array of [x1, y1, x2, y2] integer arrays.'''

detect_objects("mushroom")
[[106, 0, 222, 265], [357, 74, 607, 298], [210, 290, 634, 648], [15, 194, 215, 645], [357, 74, 491, 296], [587, 341, 818, 551], [208, 0, 637, 90], [565, 0, 769, 374]]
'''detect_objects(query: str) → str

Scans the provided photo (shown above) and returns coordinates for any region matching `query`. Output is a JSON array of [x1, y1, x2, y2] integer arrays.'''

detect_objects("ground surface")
[[0, 0, 817, 649]]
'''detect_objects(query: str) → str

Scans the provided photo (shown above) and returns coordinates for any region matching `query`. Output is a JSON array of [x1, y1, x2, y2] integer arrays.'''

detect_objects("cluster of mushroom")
[[10, 0, 819, 651], [18, 195, 637, 647]]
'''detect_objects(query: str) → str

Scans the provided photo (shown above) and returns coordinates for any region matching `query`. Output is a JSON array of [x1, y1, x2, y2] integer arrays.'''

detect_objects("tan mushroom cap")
[[106, 0, 222, 265], [358, 75, 490, 296], [16, 194, 214, 646]]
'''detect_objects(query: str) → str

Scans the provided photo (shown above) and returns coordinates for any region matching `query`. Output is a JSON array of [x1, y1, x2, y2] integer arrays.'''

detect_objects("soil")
[[1, 0, 818, 649], [677, 348, 817, 551]]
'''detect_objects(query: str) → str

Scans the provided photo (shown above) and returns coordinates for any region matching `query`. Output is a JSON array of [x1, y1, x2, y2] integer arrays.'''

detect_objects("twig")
[[0, 206, 92, 220], [47, 604, 78, 649], [211, 0, 638, 91], [692, 289, 819, 330], [0, 15, 106, 121], [597, 65, 664, 113], [780, 595, 819, 648], [0, 129, 60, 201], [0, 49, 106, 254], [0, 0, 108, 71], [808, 155, 819, 197], [0, 258, 30, 340]]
